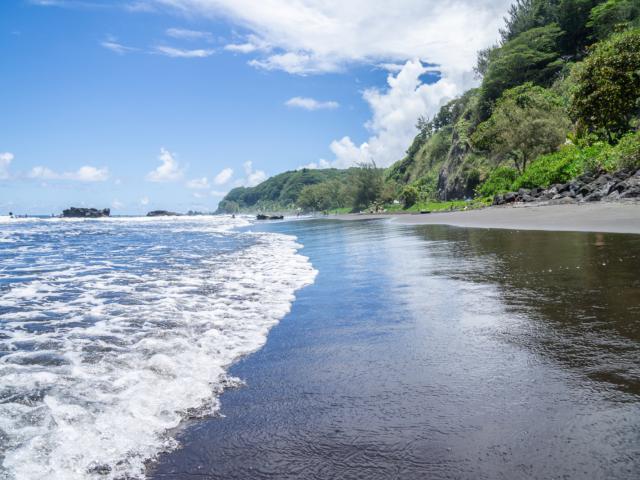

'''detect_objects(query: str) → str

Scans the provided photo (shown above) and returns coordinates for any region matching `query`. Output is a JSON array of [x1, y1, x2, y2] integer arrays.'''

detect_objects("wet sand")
[[150, 220, 640, 479], [331, 202, 640, 234]]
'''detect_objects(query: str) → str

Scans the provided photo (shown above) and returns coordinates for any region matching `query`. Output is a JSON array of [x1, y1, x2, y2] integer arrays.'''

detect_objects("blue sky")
[[0, 0, 511, 215]]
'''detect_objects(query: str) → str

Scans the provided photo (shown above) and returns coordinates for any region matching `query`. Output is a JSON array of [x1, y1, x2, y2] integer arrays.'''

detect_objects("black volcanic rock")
[[62, 207, 110, 218], [146, 210, 179, 217]]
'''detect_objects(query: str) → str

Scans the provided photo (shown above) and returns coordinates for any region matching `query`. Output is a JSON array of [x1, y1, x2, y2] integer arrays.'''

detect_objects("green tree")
[[350, 162, 383, 211], [556, 0, 602, 54], [588, 0, 640, 40], [297, 179, 349, 212], [570, 28, 640, 139], [473, 83, 571, 172], [480, 24, 564, 116], [400, 185, 419, 207]]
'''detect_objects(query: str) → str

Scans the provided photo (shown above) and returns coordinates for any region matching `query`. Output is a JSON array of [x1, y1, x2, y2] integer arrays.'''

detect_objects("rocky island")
[[146, 210, 179, 217], [62, 207, 110, 218]]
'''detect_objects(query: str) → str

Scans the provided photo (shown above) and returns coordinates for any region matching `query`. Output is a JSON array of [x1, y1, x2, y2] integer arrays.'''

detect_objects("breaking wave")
[[0, 216, 316, 479]]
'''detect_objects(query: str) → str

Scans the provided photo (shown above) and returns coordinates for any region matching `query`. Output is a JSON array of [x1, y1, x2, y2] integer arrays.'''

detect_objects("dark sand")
[[331, 202, 640, 234], [150, 220, 640, 479]]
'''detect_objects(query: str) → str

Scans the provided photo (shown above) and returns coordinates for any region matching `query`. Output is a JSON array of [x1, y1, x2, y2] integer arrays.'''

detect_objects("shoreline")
[[327, 201, 640, 234]]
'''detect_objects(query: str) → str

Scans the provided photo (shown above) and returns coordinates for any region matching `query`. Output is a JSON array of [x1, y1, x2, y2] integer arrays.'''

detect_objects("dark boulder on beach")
[[256, 214, 284, 220], [146, 210, 179, 217], [492, 168, 640, 206], [62, 207, 110, 218]]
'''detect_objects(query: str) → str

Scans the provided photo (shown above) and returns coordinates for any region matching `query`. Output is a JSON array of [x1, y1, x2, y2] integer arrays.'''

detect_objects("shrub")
[[570, 28, 640, 139], [473, 83, 571, 172], [476, 167, 519, 197], [513, 142, 612, 188], [610, 131, 640, 170], [400, 185, 419, 207], [588, 0, 640, 41]]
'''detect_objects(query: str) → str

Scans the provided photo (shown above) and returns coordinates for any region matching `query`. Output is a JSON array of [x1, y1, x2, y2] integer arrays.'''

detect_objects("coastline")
[[150, 219, 640, 479], [328, 201, 640, 234]]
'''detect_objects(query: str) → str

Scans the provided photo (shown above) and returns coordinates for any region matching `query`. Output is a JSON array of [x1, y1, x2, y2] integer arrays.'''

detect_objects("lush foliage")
[[476, 167, 519, 197], [512, 144, 592, 188], [222, 1, 640, 214], [479, 24, 564, 113], [217, 168, 352, 213], [588, 0, 640, 40], [297, 180, 350, 212], [570, 28, 640, 139], [473, 83, 571, 172], [476, 132, 640, 196], [351, 162, 384, 211], [400, 185, 419, 207]]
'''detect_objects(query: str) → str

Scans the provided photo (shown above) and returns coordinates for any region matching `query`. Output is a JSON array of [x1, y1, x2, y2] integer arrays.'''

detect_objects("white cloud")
[[285, 96, 339, 111], [146, 148, 184, 182], [139, 0, 510, 168], [186, 176, 210, 189], [148, 0, 510, 75], [112, 199, 125, 209], [248, 52, 339, 74], [0, 152, 14, 179], [213, 167, 233, 185], [238, 161, 267, 187], [140, 196, 150, 206], [298, 159, 331, 170], [210, 190, 228, 197], [29, 164, 109, 182], [320, 59, 465, 168], [154, 45, 214, 58], [166, 27, 213, 41], [224, 34, 271, 53], [101, 37, 137, 54]]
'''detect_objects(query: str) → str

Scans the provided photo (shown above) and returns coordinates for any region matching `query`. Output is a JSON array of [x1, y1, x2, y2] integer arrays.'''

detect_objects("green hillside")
[[219, 0, 640, 214], [387, 0, 640, 203], [216, 168, 354, 213]]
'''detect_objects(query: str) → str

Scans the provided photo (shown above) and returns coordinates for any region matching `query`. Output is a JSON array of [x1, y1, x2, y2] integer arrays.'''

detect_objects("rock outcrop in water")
[[146, 210, 179, 217], [492, 169, 640, 206], [62, 207, 110, 218], [256, 214, 284, 220]]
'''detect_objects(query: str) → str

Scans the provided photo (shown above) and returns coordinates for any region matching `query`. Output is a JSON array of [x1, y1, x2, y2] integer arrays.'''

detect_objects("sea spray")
[[0, 216, 317, 479]]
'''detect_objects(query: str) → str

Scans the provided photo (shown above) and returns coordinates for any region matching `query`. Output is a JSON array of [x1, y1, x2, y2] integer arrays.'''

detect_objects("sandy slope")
[[330, 202, 640, 234]]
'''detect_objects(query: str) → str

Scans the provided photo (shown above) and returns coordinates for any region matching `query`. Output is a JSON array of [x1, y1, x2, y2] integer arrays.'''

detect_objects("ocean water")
[[0, 216, 316, 480]]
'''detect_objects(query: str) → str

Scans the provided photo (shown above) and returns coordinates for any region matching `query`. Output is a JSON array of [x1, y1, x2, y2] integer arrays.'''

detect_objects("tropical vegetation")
[[218, 0, 640, 214]]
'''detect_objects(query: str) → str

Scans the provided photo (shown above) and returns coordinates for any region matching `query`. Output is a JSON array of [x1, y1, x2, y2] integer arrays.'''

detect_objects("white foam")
[[0, 216, 316, 479]]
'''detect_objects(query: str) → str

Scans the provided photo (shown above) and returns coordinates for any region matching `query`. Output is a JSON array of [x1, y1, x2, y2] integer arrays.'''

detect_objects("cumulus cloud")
[[146, 148, 184, 182], [154, 45, 214, 58], [0, 152, 14, 179], [166, 27, 213, 41], [238, 161, 267, 187], [147, 0, 510, 75], [186, 176, 210, 189], [138, 0, 510, 167], [29, 165, 110, 182], [213, 167, 233, 185], [285, 96, 339, 111], [318, 59, 465, 168]]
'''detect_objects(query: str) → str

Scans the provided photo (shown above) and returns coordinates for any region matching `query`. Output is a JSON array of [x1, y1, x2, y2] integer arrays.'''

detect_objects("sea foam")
[[0, 216, 316, 479]]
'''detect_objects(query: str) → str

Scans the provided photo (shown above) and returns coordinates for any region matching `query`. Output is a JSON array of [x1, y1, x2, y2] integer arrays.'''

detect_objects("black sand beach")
[[150, 219, 640, 479], [333, 202, 640, 234]]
